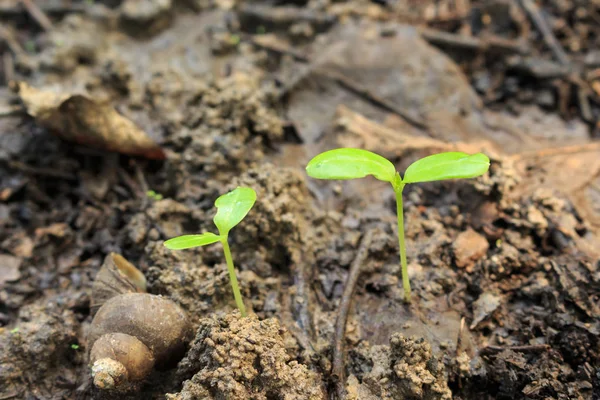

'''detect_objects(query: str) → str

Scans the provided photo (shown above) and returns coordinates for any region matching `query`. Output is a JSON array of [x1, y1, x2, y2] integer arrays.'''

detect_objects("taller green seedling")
[[306, 149, 490, 303], [163, 187, 256, 317]]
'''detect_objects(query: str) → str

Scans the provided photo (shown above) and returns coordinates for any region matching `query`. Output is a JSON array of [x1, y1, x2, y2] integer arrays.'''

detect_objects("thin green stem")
[[394, 183, 411, 303], [220, 237, 247, 317]]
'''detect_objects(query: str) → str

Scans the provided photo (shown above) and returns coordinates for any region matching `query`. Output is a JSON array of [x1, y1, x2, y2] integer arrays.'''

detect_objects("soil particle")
[[350, 334, 452, 399], [167, 73, 284, 177], [553, 325, 599, 368], [0, 300, 81, 399], [170, 312, 325, 399], [470, 292, 502, 329], [453, 228, 489, 269], [125, 198, 203, 247], [230, 163, 312, 271], [0, 254, 21, 285], [38, 15, 105, 73], [119, 0, 174, 38], [483, 349, 591, 399], [145, 242, 235, 322]]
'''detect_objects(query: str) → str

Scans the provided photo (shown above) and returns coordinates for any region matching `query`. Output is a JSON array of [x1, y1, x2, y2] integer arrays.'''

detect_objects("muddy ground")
[[1, 0, 600, 399]]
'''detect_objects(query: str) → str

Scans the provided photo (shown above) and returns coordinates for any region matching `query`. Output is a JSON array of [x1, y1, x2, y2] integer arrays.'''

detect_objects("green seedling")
[[163, 187, 256, 317], [71, 344, 80, 350], [229, 34, 241, 46], [306, 149, 490, 303], [146, 190, 163, 201]]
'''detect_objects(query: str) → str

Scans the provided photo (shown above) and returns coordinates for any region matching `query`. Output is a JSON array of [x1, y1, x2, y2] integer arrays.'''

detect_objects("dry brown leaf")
[[334, 104, 500, 159], [0, 254, 21, 286], [15, 82, 165, 160], [512, 149, 600, 239]]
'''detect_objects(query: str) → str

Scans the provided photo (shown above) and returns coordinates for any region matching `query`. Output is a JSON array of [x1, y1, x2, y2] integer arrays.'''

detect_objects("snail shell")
[[91, 253, 147, 314], [87, 255, 192, 391], [90, 333, 155, 389], [88, 293, 193, 368]]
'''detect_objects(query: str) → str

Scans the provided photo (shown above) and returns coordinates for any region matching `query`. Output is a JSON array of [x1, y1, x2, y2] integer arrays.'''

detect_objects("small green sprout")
[[163, 187, 256, 317], [9, 327, 19, 334], [24, 40, 36, 53], [229, 34, 241, 46], [306, 149, 490, 303], [71, 344, 80, 350], [146, 190, 163, 201]]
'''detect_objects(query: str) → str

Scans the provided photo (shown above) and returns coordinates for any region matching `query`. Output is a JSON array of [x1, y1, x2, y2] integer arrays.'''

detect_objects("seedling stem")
[[393, 181, 411, 302], [221, 238, 247, 317]]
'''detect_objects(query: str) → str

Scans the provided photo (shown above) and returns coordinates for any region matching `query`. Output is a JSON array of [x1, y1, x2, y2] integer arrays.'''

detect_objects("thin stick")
[[20, 0, 53, 31], [512, 141, 600, 161], [481, 344, 550, 354], [244, 34, 309, 62], [518, 0, 569, 65], [3, 52, 14, 84], [290, 258, 314, 340], [420, 28, 528, 55], [331, 229, 374, 400], [0, 26, 26, 56], [221, 238, 247, 317], [0, 105, 25, 118], [4, 160, 76, 180], [316, 68, 429, 131]]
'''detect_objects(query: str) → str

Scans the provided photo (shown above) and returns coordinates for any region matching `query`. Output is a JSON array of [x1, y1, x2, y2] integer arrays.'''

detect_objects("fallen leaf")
[[35, 222, 69, 239], [334, 105, 499, 160], [470, 292, 501, 329], [14, 82, 165, 160], [0, 254, 21, 286]]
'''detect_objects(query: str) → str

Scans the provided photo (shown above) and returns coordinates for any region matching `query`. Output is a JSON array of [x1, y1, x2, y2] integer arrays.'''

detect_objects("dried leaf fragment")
[[14, 82, 165, 160]]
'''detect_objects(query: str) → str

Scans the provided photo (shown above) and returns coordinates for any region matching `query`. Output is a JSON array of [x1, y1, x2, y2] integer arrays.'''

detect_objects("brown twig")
[[315, 68, 429, 131], [2, 52, 14, 84], [420, 28, 528, 55], [20, 0, 53, 31], [0, 105, 25, 118], [480, 344, 550, 354], [286, 245, 317, 361], [132, 162, 151, 209], [331, 229, 374, 400], [511, 141, 600, 161], [0, 2, 86, 17], [0, 391, 21, 400], [0, 25, 25, 57], [238, 3, 336, 32], [518, 0, 569, 66], [244, 34, 309, 62], [3, 160, 77, 180]]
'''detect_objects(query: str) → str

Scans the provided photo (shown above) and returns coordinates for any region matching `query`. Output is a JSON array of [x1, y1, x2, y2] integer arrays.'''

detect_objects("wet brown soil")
[[1, 1, 600, 399]]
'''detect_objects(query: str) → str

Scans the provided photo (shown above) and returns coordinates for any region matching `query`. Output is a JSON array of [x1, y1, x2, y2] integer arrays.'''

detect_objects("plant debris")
[[13, 82, 165, 159]]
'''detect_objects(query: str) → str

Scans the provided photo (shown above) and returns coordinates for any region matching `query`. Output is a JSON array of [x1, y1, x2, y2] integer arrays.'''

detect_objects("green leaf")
[[164, 232, 222, 250], [214, 187, 256, 235], [402, 152, 490, 184], [306, 148, 396, 183]]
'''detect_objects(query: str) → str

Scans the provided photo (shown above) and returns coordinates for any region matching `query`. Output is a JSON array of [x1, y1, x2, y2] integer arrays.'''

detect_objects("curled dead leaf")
[[14, 82, 165, 160]]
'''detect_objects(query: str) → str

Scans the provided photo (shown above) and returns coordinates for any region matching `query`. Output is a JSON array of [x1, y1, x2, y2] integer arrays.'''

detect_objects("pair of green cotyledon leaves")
[[164, 149, 490, 249]]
